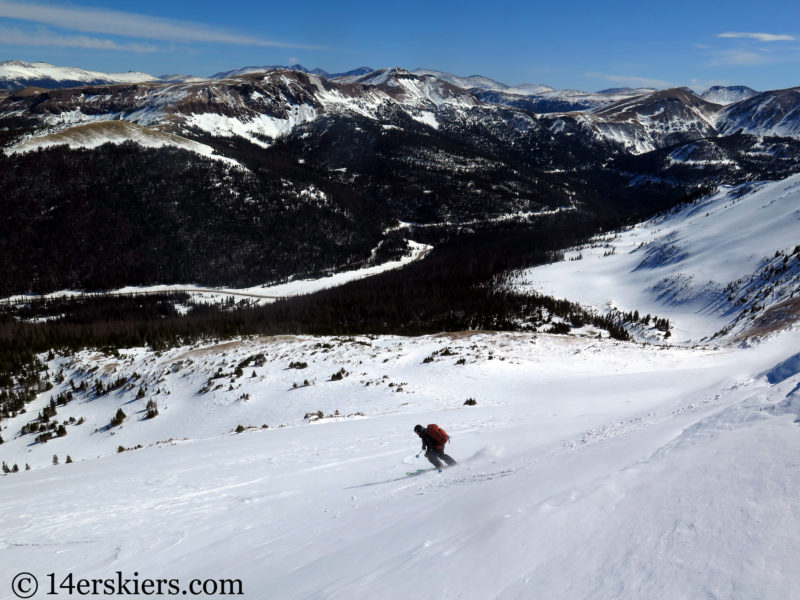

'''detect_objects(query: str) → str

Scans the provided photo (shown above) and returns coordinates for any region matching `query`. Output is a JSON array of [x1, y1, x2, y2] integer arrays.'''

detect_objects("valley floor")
[[2, 328, 799, 599]]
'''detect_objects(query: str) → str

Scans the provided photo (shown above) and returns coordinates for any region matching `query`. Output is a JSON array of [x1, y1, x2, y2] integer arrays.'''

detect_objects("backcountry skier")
[[414, 424, 457, 469]]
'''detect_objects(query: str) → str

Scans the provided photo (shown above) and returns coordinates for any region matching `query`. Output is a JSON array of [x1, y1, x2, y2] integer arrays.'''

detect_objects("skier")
[[414, 424, 457, 469]]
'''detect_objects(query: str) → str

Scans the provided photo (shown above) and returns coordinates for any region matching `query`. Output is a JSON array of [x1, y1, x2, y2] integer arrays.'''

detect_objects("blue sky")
[[1, 0, 799, 91]]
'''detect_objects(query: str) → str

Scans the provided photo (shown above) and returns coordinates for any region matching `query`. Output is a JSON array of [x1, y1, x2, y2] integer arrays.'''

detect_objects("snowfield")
[[1, 326, 800, 599], [512, 174, 800, 344]]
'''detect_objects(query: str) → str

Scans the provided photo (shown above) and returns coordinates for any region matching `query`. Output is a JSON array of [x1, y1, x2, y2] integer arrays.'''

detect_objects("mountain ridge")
[[3, 62, 800, 296]]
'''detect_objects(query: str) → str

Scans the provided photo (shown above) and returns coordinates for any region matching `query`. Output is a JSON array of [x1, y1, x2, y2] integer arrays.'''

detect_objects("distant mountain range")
[[7, 63, 792, 159], [0, 60, 158, 92], [209, 64, 374, 80], [0, 60, 762, 112], [2, 59, 800, 295]]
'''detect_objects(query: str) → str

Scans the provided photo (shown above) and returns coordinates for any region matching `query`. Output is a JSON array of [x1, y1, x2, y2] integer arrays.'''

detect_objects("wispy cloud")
[[709, 49, 773, 66], [587, 73, 675, 89], [0, 0, 322, 49], [699, 32, 800, 67], [717, 32, 795, 42], [0, 25, 158, 52]]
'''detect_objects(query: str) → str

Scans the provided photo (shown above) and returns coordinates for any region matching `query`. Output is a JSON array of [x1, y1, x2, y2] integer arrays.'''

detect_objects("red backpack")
[[427, 424, 449, 447]]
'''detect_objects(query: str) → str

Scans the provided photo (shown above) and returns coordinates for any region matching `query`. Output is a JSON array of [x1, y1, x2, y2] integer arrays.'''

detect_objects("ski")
[[406, 468, 442, 476]]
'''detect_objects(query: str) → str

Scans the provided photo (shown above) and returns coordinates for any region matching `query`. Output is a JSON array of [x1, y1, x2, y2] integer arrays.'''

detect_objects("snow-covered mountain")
[[716, 87, 800, 137], [474, 86, 656, 114], [412, 68, 655, 113], [211, 63, 315, 79], [4, 66, 780, 161], [212, 64, 374, 80], [513, 173, 800, 343], [0, 60, 374, 92], [158, 73, 211, 84], [0, 60, 158, 92], [701, 85, 759, 105], [531, 87, 725, 154], [582, 87, 720, 153], [410, 68, 512, 91], [0, 68, 481, 155]]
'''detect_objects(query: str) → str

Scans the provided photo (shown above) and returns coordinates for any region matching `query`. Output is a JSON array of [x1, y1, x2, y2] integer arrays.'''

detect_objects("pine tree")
[[110, 408, 126, 427], [52, 454, 59, 465], [146, 399, 158, 419], [66, 455, 73, 464]]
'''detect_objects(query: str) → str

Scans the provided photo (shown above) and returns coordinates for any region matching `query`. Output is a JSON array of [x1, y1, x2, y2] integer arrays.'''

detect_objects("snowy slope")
[[583, 88, 720, 154], [1, 327, 799, 599], [716, 88, 800, 137], [5, 121, 240, 166], [511, 173, 800, 342]]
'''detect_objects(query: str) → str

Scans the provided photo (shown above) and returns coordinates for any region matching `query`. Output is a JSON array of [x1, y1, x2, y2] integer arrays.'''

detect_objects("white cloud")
[[717, 32, 795, 42], [587, 72, 675, 89], [708, 49, 771, 66], [0, 0, 322, 49], [0, 25, 158, 51]]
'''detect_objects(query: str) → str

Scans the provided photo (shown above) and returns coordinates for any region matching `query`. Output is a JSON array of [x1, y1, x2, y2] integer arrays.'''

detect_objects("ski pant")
[[425, 447, 456, 468]]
